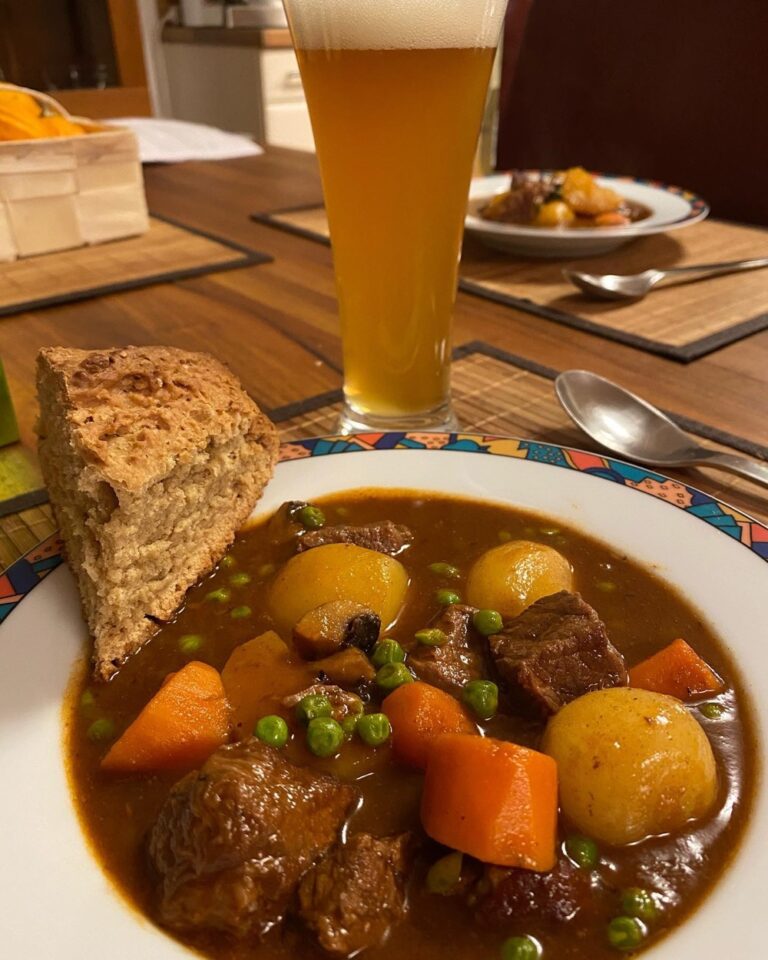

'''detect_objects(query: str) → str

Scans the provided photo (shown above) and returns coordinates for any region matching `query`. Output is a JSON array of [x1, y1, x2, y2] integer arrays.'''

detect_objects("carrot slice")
[[629, 638, 724, 701], [101, 661, 231, 773], [421, 734, 558, 871], [383, 681, 476, 768]]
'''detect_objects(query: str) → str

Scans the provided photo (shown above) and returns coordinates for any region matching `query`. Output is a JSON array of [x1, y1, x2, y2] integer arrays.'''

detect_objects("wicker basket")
[[0, 84, 149, 262]]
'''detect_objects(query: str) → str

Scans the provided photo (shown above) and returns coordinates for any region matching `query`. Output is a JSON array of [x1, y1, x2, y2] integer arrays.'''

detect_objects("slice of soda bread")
[[37, 345, 279, 679]]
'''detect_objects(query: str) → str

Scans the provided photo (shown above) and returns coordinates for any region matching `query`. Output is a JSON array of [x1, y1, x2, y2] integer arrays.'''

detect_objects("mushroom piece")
[[315, 648, 376, 688], [293, 600, 381, 660]]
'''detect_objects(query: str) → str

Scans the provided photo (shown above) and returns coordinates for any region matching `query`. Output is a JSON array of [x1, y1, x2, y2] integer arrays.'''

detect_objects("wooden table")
[[1, 145, 766, 457]]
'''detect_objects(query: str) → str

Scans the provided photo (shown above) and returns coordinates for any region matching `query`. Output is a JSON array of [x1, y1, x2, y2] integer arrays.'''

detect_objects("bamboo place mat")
[[0, 214, 270, 317], [252, 206, 768, 362], [272, 342, 768, 525], [3, 342, 766, 574]]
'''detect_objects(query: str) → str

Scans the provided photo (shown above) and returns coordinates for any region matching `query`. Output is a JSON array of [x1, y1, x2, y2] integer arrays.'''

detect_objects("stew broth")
[[66, 490, 756, 960]]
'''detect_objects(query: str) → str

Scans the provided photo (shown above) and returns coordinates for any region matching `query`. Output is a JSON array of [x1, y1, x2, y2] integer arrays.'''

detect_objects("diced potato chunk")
[[270, 543, 408, 635], [542, 687, 718, 845], [466, 540, 572, 618], [561, 166, 622, 216]]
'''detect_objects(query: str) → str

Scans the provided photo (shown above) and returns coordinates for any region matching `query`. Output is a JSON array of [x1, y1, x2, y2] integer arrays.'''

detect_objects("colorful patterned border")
[[280, 433, 768, 559], [1, 433, 765, 625]]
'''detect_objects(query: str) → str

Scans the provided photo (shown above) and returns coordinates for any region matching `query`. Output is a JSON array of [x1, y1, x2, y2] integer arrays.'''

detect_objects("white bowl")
[[0, 432, 764, 958], [465, 173, 710, 258]]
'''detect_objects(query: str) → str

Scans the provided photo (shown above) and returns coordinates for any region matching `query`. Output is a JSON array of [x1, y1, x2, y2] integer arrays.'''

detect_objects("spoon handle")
[[660, 257, 768, 285], [693, 451, 768, 489]]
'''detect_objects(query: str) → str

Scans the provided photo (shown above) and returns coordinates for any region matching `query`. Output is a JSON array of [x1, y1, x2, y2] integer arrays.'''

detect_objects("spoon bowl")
[[555, 370, 768, 488]]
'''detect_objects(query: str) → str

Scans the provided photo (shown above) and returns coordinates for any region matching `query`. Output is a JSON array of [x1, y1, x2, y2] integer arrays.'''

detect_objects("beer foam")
[[286, 0, 506, 50]]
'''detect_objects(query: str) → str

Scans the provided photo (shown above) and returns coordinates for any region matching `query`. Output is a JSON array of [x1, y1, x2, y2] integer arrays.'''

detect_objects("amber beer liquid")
[[292, 35, 499, 427]]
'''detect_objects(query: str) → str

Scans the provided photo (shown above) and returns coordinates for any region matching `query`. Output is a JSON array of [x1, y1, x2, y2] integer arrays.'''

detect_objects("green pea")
[[335, 505, 350, 517], [230, 571, 251, 587], [498, 530, 513, 543], [426, 851, 463, 895], [357, 713, 391, 747], [206, 587, 231, 603], [79, 689, 96, 711], [415, 628, 448, 647], [540, 526, 560, 536], [341, 714, 360, 740], [565, 834, 599, 870], [178, 633, 204, 655], [371, 638, 406, 667], [699, 702, 724, 719], [257, 562, 276, 578], [255, 714, 289, 748], [220, 554, 236, 569], [472, 608, 503, 636], [462, 679, 498, 720], [607, 916, 645, 951], [230, 605, 252, 619], [376, 662, 414, 691], [501, 935, 541, 960], [295, 694, 333, 724], [595, 580, 617, 593], [87, 717, 116, 743], [298, 504, 326, 530], [306, 717, 344, 757], [436, 588, 461, 606], [428, 561, 461, 580], [620, 887, 657, 922]]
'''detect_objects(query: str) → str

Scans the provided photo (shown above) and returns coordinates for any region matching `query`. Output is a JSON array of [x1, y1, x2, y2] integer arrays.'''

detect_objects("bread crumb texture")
[[36, 346, 279, 680]]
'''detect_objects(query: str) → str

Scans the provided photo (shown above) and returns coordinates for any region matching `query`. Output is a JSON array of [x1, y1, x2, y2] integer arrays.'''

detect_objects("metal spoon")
[[555, 369, 768, 488], [564, 256, 768, 301]]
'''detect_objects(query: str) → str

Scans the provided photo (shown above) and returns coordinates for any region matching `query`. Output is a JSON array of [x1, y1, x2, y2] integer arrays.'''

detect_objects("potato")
[[542, 688, 718, 845], [269, 543, 408, 635], [466, 540, 573, 618]]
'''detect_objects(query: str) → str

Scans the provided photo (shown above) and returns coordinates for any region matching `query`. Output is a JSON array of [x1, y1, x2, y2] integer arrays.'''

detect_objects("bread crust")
[[37, 345, 279, 679]]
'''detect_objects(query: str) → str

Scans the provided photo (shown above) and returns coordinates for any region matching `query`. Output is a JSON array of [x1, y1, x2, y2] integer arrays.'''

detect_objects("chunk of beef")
[[472, 860, 593, 926], [409, 604, 483, 694], [489, 591, 627, 715], [283, 683, 364, 721], [148, 739, 355, 939], [299, 833, 412, 955], [294, 600, 381, 659], [298, 520, 413, 556]]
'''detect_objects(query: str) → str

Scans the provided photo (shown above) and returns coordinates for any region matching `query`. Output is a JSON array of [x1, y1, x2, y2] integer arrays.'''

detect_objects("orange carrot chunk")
[[629, 638, 724, 701], [421, 734, 558, 871], [383, 681, 476, 768], [101, 660, 231, 773]]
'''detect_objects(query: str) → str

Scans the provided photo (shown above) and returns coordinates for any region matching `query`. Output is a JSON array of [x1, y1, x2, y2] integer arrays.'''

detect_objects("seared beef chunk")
[[299, 833, 412, 955], [489, 591, 628, 715], [148, 739, 355, 939], [298, 520, 413, 556], [409, 604, 483, 694], [283, 683, 364, 721], [294, 600, 381, 659], [472, 860, 593, 925]]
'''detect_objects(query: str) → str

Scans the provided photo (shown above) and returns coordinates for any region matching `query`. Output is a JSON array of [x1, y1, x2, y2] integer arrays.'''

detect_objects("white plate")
[[1, 432, 765, 959], [466, 173, 710, 258]]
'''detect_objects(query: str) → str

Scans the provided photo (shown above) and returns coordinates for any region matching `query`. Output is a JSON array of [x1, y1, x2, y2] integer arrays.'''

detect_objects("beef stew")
[[66, 490, 755, 960]]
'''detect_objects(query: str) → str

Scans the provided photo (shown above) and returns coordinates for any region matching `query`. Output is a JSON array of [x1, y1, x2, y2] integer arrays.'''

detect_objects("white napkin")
[[103, 117, 264, 164]]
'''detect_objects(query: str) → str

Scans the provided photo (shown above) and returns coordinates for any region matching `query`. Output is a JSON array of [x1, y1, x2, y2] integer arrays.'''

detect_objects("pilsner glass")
[[282, 0, 508, 432]]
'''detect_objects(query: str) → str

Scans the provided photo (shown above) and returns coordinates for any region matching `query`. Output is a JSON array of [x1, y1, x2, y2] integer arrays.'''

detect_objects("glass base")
[[338, 399, 459, 435]]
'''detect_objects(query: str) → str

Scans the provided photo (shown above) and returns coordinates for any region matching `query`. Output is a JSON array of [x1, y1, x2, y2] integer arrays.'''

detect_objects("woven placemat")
[[273, 343, 768, 525], [2, 343, 765, 574], [0, 214, 270, 317], [252, 206, 768, 362]]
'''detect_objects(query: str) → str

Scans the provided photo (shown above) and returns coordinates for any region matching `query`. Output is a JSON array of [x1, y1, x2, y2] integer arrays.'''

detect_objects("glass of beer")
[[282, 0, 508, 432]]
